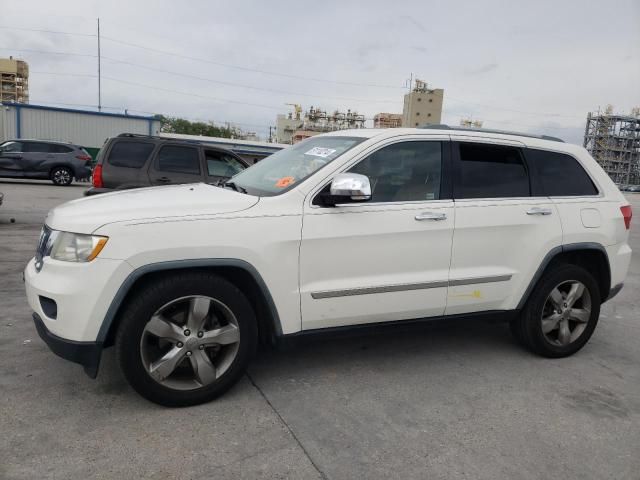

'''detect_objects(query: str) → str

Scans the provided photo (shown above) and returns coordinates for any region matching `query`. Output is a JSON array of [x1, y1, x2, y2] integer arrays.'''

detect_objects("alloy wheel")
[[53, 168, 72, 185], [140, 295, 241, 390], [541, 280, 591, 347]]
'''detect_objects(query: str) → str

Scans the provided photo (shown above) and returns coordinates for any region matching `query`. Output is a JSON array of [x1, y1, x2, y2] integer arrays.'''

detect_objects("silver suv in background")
[[0, 139, 92, 186]]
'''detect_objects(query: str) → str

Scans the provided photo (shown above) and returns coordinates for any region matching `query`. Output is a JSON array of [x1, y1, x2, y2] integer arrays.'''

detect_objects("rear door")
[[446, 139, 562, 315], [0, 141, 25, 177], [148, 144, 205, 185], [204, 149, 248, 184]]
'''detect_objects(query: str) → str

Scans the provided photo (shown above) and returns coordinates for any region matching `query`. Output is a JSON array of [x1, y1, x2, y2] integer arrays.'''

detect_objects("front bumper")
[[33, 312, 102, 378]]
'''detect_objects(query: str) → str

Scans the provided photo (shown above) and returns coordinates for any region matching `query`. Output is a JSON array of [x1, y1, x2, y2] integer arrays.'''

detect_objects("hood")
[[46, 183, 259, 233]]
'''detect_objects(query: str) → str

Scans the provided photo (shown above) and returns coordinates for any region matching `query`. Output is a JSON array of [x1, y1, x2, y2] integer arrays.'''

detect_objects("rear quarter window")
[[528, 149, 598, 196], [107, 141, 155, 169]]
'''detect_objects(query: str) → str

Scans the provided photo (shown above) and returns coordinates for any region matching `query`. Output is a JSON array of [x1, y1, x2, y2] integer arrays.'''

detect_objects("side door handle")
[[415, 211, 447, 221], [156, 177, 171, 184], [526, 207, 552, 216]]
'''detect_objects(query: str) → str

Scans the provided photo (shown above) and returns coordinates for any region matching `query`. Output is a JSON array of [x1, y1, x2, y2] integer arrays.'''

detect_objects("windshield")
[[230, 136, 366, 196]]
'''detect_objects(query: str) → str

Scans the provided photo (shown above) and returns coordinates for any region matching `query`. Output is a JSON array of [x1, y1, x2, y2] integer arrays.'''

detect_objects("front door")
[[446, 139, 563, 315], [300, 139, 454, 330], [148, 144, 205, 185], [0, 141, 25, 177]]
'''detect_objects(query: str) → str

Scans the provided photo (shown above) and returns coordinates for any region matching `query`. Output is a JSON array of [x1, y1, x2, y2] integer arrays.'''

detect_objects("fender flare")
[[96, 258, 282, 343], [516, 242, 611, 310]]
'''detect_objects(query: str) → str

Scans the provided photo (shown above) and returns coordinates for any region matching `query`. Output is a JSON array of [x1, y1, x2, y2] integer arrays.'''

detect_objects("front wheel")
[[50, 166, 73, 186], [115, 272, 257, 406], [512, 264, 601, 358]]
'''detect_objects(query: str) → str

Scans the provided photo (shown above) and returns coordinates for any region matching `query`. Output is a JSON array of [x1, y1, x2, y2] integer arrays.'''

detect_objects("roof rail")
[[117, 133, 167, 140], [418, 124, 564, 143]]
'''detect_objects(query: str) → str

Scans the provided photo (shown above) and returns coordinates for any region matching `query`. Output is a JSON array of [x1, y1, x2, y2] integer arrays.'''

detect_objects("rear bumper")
[[33, 312, 102, 378], [74, 166, 92, 180]]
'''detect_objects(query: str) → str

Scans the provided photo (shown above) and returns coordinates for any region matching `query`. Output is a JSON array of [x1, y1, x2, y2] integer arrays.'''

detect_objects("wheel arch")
[[517, 242, 611, 310], [99, 259, 282, 348]]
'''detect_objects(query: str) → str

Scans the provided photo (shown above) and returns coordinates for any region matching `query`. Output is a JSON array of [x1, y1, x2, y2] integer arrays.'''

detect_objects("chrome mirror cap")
[[330, 173, 372, 201]]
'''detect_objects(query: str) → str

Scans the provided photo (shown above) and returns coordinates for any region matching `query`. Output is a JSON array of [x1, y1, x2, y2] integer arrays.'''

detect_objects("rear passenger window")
[[528, 149, 598, 196], [455, 143, 529, 199], [23, 142, 52, 153], [156, 146, 201, 175], [108, 142, 155, 168]]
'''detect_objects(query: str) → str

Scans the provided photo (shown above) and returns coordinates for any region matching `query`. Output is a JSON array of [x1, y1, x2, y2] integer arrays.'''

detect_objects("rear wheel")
[[513, 264, 600, 357], [50, 166, 73, 186], [116, 272, 257, 406]]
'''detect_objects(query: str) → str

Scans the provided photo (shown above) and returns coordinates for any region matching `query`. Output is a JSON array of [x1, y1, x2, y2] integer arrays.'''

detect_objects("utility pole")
[[97, 18, 102, 111], [269, 126, 273, 143]]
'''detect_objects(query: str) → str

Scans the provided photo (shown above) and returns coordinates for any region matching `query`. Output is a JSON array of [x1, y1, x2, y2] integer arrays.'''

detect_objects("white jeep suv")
[[24, 126, 633, 406]]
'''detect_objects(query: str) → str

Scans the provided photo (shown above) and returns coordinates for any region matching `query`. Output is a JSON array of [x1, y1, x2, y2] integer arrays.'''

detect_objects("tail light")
[[76, 154, 92, 161], [620, 205, 632, 230], [92, 164, 103, 188]]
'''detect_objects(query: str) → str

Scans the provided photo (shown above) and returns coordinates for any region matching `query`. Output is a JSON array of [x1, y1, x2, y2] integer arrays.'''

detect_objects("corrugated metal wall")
[[0, 106, 18, 140], [0, 105, 161, 148]]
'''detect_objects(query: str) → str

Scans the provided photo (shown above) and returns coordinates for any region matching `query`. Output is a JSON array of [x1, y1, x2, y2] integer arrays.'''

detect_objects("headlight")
[[49, 231, 109, 262]]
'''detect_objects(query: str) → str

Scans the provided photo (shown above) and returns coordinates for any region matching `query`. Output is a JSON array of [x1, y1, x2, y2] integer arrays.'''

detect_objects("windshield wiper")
[[222, 181, 247, 194]]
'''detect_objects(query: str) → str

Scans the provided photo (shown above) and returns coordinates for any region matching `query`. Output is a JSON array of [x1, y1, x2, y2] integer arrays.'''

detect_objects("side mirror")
[[323, 173, 371, 206]]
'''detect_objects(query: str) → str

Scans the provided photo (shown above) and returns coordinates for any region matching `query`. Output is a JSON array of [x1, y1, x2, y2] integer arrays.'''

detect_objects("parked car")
[[86, 133, 250, 195], [0, 139, 92, 186], [627, 185, 640, 193], [0, 191, 3, 207], [25, 125, 632, 406]]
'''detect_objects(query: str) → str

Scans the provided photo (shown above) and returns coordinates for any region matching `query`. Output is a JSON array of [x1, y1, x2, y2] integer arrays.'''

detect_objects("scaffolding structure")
[[0, 57, 29, 104], [584, 106, 640, 185]]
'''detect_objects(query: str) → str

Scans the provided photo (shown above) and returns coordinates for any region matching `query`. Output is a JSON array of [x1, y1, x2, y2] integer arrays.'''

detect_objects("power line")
[[101, 76, 284, 111], [0, 25, 95, 37]]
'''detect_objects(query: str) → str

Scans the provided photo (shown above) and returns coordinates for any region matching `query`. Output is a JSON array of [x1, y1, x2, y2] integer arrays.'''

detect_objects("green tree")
[[158, 115, 238, 138]]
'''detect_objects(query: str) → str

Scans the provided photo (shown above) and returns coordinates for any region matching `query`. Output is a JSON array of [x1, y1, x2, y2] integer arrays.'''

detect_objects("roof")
[[1, 102, 159, 122]]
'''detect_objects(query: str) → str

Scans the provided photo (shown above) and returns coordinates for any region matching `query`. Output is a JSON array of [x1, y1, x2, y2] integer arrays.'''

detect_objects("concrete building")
[[0, 103, 160, 157], [402, 79, 443, 128], [276, 113, 304, 144], [0, 57, 29, 104], [374, 113, 403, 128], [584, 106, 640, 185]]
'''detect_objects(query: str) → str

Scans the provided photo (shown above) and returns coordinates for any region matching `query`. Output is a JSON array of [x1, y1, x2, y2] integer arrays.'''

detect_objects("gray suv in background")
[[0, 139, 92, 186], [87, 134, 250, 195]]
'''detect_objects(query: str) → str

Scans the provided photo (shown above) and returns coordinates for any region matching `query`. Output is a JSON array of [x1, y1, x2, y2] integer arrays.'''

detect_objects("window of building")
[[429, 98, 433, 103], [417, 97, 422, 102], [455, 143, 529, 199], [156, 146, 201, 175], [528, 149, 598, 196], [416, 112, 420, 116], [428, 113, 432, 117], [108, 141, 155, 168], [348, 141, 442, 202]]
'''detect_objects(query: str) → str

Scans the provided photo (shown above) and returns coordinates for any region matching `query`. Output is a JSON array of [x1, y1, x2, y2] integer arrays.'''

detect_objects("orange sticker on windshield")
[[275, 176, 295, 188]]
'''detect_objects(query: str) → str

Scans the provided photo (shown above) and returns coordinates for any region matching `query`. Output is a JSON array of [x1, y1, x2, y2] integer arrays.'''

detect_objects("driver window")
[[348, 141, 442, 202]]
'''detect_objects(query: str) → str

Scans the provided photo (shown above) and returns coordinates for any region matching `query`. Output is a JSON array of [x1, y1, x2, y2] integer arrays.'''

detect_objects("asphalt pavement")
[[1, 178, 639, 480]]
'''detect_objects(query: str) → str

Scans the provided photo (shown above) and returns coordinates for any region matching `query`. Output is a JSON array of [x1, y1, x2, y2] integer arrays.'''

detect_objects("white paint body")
[[24, 128, 632, 342]]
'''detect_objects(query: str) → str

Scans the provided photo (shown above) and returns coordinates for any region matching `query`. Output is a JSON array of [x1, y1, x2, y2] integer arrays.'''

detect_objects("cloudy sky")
[[1, 0, 639, 143]]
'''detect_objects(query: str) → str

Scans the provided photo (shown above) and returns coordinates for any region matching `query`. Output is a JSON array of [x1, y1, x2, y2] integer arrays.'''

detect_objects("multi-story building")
[[402, 79, 443, 128], [0, 56, 29, 104], [373, 113, 403, 128], [276, 105, 365, 144]]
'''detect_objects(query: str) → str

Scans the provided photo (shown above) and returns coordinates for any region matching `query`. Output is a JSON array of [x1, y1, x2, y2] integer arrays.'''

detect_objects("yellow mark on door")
[[449, 289, 482, 299]]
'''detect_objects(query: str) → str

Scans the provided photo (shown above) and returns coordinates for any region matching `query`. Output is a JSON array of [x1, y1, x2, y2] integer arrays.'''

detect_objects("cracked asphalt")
[[1, 179, 639, 480]]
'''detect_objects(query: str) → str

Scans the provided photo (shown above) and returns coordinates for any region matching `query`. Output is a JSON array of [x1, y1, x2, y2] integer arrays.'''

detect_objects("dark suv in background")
[[87, 134, 250, 195], [0, 139, 92, 186]]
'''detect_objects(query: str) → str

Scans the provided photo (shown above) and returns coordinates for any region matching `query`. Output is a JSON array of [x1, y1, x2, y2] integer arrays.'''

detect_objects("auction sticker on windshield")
[[304, 147, 337, 158]]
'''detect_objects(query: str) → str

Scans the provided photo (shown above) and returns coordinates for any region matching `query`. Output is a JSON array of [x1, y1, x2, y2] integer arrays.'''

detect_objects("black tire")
[[513, 264, 601, 358], [115, 271, 258, 407], [50, 166, 73, 186]]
